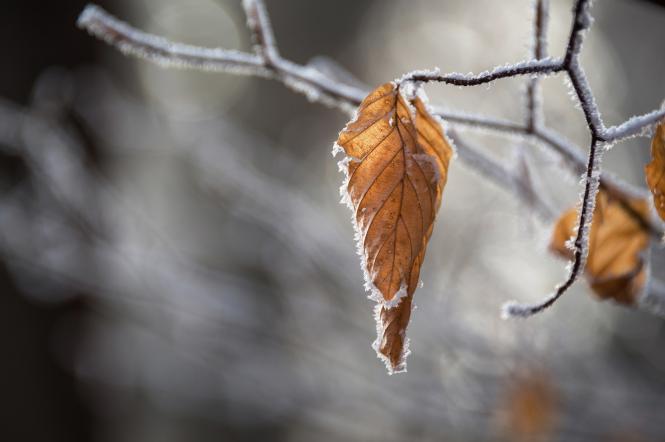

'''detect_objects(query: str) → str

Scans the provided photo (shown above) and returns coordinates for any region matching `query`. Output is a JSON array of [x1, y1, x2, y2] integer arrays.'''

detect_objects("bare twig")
[[603, 108, 665, 142], [77, 4, 365, 112], [504, 136, 603, 317], [241, 0, 279, 64], [403, 58, 564, 86], [433, 109, 528, 135], [525, 0, 549, 131], [450, 132, 556, 222], [76, 5, 269, 75]]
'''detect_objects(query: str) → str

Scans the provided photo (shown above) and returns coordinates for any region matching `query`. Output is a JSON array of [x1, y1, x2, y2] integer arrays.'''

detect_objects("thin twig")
[[241, 0, 279, 64], [76, 5, 269, 75], [77, 4, 366, 112], [434, 109, 528, 135], [533, 0, 550, 61], [525, 0, 549, 131], [603, 108, 665, 142], [450, 132, 556, 221], [504, 136, 603, 317], [404, 58, 564, 86]]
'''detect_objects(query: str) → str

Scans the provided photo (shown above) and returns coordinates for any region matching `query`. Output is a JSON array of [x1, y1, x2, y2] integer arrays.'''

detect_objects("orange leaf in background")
[[550, 192, 650, 305], [496, 371, 558, 442], [645, 121, 665, 223], [335, 82, 452, 373]]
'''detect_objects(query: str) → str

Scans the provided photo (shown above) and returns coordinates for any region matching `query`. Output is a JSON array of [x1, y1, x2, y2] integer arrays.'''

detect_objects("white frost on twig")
[[602, 108, 665, 142], [241, 0, 280, 63], [78, 2, 665, 150], [77, 4, 270, 76], [504, 137, 605, 318], [396, 67, 440, 85]]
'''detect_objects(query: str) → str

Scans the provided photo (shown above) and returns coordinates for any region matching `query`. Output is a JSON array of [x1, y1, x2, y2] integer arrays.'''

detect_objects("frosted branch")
[[567, 61, 605, 137], [563, 0, 593, 67], [525, 0, 549, 131], [603, 108, 665, 142], [561, 0, 604, 137], [78, 2, 664, 147], [451, 133, 556, 221], [403, 57, 564, 86], [533, 0, 550, 61], [433, 108, 528, 135], [77, 4, 366, 113], [77, 4, 269, 76], [76, 0, 665, 318], [433, 112, 660, 237], [503, 0, 662, 315], [533, 127, 655, 217], [241, 0, 280, 63]]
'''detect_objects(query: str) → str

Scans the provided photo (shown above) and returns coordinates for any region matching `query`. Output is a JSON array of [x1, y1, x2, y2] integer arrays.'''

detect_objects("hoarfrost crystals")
[[77, 5, 270, 76], [381, 283, 409, 310]]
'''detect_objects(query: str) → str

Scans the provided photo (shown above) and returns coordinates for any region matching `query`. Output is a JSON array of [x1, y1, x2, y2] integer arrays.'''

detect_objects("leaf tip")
[[372, 304, 411, 375]]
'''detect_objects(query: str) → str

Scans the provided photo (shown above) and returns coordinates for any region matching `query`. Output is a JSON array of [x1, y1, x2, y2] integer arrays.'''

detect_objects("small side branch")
[[241, 0, 280, 63], [403, 58, 564, 86], [603, 108, 665, 142], [566, 62, 605, 138], [434, 109, 528, 135], [77, 4, 366, 112], [563, 0, 593, 67], [451, 133, 556, 222], [77, 4, 269, 75], [525, 0, 550, 131], [504, 137, 602, 318], [561, 0, 605, 138]]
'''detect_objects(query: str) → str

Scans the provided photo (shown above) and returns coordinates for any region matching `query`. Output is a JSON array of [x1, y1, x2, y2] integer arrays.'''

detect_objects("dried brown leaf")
[[335, 82, 452, 373], [550, 192, 650, 305], [645, 121, 665, 223]]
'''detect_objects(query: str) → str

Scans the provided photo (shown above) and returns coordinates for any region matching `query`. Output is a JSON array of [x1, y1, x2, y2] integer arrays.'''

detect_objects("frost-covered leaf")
[[550, 193, 650, 305], [645, 121, 665, 223], [335, 82, 452, 373]]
